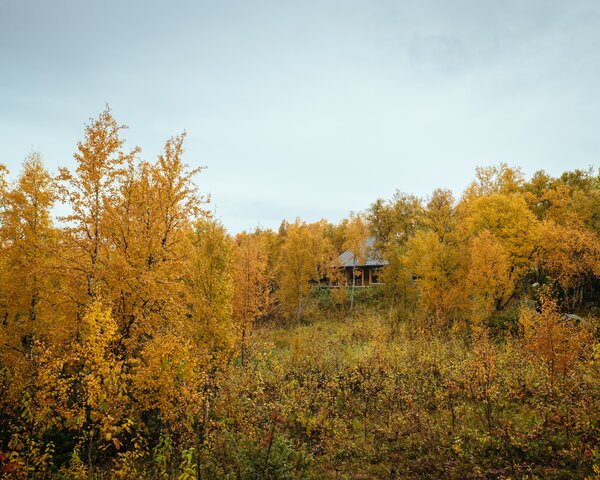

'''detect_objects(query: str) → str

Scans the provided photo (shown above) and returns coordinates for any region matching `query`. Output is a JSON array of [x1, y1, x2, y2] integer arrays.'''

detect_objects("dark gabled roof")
[[337, 236, 389, 268]]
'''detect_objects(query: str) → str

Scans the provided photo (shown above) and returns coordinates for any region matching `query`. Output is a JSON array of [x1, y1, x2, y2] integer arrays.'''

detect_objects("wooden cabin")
[[334, 237, 388, 287]]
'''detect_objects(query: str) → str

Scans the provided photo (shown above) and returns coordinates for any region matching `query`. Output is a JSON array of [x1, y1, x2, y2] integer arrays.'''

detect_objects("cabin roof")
[[337, 236, 389, 268]]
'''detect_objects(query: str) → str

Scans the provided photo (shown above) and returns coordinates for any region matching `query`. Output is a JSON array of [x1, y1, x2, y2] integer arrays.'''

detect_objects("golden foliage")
[[466, 230, 512, 321], [520, 292, 593, 378], [276, 219, 334, 321], [232, 231, 273, 364], [1, 110, 599, 478]]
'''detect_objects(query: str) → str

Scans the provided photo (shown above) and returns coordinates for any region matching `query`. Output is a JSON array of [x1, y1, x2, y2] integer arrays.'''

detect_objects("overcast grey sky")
[[1, 0, 599, 232]]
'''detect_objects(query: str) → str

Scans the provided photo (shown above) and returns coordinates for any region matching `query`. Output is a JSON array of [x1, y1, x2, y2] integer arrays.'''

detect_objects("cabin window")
[[371, 268, 380, 284]]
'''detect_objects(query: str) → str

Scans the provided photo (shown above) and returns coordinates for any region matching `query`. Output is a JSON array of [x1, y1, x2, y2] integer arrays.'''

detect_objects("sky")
[[1, 0, 599, 233]]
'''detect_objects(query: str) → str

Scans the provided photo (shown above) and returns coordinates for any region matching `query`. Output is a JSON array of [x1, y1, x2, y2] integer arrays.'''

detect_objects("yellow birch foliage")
[[129, 216, 235, 437], [462, 193, 539, 288], [466, 230, 512, 321], [424, 188, 457, 245], [403, 230, 465, 331], [367, 193, 423, 310], [74, 302, 130, 450], [401, 189, 466, 330], [58, 107, 136, 306], [232, 231, 272, 362], [463, 163, 524, 199], [535, 220, 600, 307], [367, 192, 423, 246], [0, 153, 57, 336], [520, 292, 592, 378], [187, 216, 235, 353], [39, 302, 130, 454], [131, 331, 209, 437], [0, 155, 61, 421], [342, 213, 369, 266], [277, 219, 333, 322], [105, 133, 203, 348]]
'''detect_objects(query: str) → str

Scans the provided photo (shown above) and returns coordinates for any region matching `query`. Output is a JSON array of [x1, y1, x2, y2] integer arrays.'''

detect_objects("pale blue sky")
[[1, 0, 599, 232]]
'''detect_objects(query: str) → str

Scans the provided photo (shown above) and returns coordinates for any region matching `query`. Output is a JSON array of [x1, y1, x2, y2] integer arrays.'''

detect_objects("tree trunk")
[[350, 263, 356, 313], [241, 327, 246, 367]]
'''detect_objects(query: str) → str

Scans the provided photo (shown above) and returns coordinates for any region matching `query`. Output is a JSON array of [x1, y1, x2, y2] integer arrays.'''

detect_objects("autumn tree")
[[367, 192, 423, 312], [463, 163, 524, 199], [554, 168, 600, 231], [465, 230, 511, 325], [324, 217, 348, 253], [400, 189, 465, 332], [462, 193, 539, 299], [58, 107, 136, 309], [0, 154, 59, 448], [402, 230, 464, 332], [105, 133, 204, 350], [232, 231, 272, 365], [535, 220, 600, 309], [342, 213, 370, 312], [0, 153, 57, 341], [277, 219, 333, 322], [523, 168, 600, 231], [423, 188, 457, 245], [368, 191, 423, 247], [187, 216, 235, 354]]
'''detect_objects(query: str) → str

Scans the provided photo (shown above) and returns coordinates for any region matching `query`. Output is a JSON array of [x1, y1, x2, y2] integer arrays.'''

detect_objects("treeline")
[[0, 108, 599, 478], [368, 163, 600, 331]]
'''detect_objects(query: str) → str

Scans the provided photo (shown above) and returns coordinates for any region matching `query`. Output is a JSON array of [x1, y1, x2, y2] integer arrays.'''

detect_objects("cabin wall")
[[338, 266, 383, 287]]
